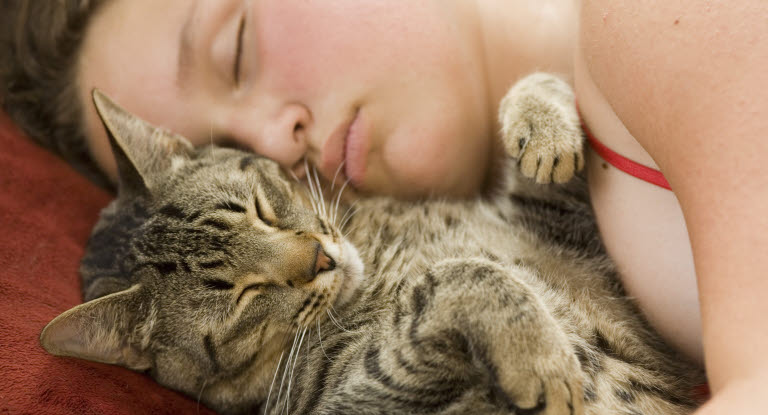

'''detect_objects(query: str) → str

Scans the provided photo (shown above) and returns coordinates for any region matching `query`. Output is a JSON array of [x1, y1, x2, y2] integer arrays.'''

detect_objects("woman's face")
[[79, 0, 496, 198]]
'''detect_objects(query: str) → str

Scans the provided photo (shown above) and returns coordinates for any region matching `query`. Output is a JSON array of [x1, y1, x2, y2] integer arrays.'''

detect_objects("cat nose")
[[311, 244, 336, 281]]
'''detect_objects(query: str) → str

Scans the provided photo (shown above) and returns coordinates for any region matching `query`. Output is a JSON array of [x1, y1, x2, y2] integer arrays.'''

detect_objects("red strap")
[[692, 383, 711, 403], [579, 112, 672, 191]]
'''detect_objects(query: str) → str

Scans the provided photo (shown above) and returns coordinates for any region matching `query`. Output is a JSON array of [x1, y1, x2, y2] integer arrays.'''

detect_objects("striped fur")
[[41, 75, 704, 415]]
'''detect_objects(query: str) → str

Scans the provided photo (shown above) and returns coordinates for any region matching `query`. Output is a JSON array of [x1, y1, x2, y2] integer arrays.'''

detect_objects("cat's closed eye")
[[253, 195, 275, 227], [211, 194, 277, 228], [215, 201, 247, 214], [208, 197, 276, 229], [236, 283, 274, 304], [202, 278, 275, 305], [203, 279, 234, 291]]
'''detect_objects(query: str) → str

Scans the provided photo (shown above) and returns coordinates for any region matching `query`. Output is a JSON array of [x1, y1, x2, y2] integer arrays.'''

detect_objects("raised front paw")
[[499, 73, 584, 184]]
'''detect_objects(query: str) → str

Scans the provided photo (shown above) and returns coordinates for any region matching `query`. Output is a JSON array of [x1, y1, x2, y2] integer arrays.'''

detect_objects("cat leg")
[[384, 258, 584, 415], [499, 73, 584, 184]]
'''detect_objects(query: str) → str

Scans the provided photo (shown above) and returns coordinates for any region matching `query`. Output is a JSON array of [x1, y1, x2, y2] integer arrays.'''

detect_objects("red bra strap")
[[579, 112, 672, 191]]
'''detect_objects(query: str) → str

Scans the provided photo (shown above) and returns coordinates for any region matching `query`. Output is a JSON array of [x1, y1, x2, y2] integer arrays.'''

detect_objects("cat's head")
[[40, 91, 364, 413]]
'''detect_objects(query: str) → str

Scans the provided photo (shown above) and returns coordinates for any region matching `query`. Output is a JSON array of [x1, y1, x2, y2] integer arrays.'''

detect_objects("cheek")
[[383, 120, 491, 197], [378, 80, 493, 197], [153, 349, 205, 393]]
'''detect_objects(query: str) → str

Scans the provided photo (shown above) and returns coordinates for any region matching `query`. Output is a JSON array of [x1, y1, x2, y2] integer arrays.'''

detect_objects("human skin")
[[78, 0, 575, 199], [77, 0, 768, 412], [579, 0, 768, 412]]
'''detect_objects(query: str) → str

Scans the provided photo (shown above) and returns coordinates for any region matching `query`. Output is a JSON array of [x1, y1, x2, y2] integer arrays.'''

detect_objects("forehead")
[[79, 0, 199, 184]]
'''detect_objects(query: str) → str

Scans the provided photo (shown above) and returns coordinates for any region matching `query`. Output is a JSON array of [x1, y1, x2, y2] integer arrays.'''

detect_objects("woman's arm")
[[580, 0, 768, 410]]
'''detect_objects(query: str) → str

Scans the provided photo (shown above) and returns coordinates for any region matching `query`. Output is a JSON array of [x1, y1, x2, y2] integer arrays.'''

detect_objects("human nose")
[[227, 102, 311, 171]]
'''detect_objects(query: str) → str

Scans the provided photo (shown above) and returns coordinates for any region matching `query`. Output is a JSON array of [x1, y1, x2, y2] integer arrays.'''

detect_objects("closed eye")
[[233, 11, 246, 85], [215, 201, 247, 213], [211, 197, 275, 228], [200, 201, 246, 230], [236, 283, 274, 304], [204, 279, 235, 290], [254, 196, 275, 227]]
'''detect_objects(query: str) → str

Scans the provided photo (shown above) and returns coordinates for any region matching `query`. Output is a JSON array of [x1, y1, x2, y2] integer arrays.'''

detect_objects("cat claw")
[[496, 363, 584, 415], [499, 73, 585, 184]]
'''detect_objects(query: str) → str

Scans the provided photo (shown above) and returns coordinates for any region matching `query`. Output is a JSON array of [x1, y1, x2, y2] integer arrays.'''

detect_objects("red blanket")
[[0, 111, 217, 415]]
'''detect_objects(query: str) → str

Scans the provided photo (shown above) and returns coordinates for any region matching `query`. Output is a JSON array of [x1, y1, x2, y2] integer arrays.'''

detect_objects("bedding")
[[0, 110, 217, 415]]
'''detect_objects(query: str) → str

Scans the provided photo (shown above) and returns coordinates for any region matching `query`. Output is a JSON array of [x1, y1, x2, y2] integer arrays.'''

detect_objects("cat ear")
[[40, 284, 152, 371], [91, 89, 194, 194]]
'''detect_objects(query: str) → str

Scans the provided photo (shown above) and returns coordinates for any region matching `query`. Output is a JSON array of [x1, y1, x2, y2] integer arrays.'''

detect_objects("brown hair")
[[1, 0, 113, 188]]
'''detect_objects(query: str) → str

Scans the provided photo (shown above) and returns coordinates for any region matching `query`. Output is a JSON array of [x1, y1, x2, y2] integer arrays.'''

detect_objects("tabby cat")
[[41, 74, 705, 415]]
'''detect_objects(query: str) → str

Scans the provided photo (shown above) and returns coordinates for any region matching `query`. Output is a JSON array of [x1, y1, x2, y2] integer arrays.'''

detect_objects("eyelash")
[[233, 12, 247, 85]]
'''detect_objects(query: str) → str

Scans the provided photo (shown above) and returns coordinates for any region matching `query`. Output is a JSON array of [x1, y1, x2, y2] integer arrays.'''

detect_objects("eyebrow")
[[176, 1, 199, 90]]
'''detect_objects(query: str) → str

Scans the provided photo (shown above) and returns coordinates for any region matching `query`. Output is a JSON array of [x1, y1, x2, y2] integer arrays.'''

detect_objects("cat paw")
[[488, 263, 585, 414], [499, 73, 584, 184], [494, 358, 584, 415]]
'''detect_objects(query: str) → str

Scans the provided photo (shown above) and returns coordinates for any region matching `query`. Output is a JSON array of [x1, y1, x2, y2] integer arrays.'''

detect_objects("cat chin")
[[333, 240, 365, 309]]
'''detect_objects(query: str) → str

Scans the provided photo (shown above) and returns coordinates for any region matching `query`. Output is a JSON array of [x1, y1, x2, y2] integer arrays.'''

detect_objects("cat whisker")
[[208, 122, 214, 162], [330, 160, 345, 193], [288, 170, 301, 184], [332, 178, 351, 226], [316, 319, 333, 363], [311, 166, 327, 220], [339, 203, 359, 231], [284, 327, 309, 415], [329, 306, 346, 323], [326, 309, 350, 333], [325, 309, 344, 332], [340, 213, 357, 233], [307, 163, 320, 216], [307, 185, 320, 217], [342, 217, 361, 239], [302, 159, 313, 207], [274, 327, 301, 411], [263, 350, 285, 415], [196, 378, 208, 415], [304, 160, 320, 215]]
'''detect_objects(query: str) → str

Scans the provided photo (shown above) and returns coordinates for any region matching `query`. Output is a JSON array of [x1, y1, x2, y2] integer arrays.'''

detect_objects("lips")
[[343, 110, 368, 187], [320, 109, 368, 189]]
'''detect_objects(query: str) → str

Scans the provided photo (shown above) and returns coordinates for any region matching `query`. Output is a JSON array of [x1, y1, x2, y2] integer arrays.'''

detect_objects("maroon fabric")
[[0, 111, 217, 415]]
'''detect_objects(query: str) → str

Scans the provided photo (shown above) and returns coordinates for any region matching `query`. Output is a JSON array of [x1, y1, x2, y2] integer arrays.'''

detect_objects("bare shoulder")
[[579, 0, 768, 174], [581, 0, 768, 388]]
